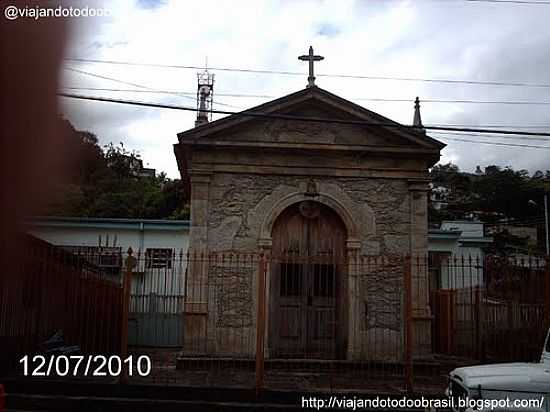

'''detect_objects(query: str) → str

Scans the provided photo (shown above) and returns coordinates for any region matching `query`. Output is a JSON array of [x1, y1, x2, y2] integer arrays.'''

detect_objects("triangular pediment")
[[177, 86, 445, 150]]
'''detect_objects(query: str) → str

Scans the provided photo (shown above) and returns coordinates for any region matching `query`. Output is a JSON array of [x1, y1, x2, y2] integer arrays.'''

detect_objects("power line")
[[428, 124, 550, 129], [64, 58, 550, 89], [431, 131, 550, 142], [415, 99, 550, 105], [63, 87, 197, 95], [57, 92, 550, 139], [59, 87, 550, 130], [423, 126, 550, 136], [61, 85, 242, 108], [60, 86, 550, 130], [65, 67, 154, 92], [435, 135, 550, 149], [63, 67, 241, 109], [61, 87, 550, 106], [463, 0, 550, 4]]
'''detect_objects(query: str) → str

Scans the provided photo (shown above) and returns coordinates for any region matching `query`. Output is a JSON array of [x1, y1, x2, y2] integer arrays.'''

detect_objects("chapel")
[[174, 47, 444, 360]]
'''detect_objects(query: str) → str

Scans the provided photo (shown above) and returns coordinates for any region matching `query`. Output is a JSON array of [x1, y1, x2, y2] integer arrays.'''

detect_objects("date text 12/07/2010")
[[19, 355, 152, 377]]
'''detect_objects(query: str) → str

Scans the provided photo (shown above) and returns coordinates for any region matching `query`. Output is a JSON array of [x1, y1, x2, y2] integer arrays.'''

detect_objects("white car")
[[447, 329, 550, 412]]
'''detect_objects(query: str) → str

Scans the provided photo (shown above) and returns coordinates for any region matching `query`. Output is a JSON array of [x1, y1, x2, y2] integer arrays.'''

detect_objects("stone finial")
[[413, 96, 423, 128]]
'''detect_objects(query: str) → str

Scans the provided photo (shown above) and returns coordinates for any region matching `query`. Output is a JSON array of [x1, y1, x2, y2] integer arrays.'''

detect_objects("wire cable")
[[435, 135, 550, 149], [463, 0, 550, 4], [428, 124, 550, 129], [63, 67, 241, 109], [431, 131, 550, 142], [64, 58, 550, 89], [61, 86, 550, 106], [57, 92, 550, 140]]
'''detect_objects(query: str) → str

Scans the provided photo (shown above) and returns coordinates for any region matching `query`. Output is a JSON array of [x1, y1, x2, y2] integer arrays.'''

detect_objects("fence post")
[[404, 255, 413, 393], [474, 287, 482, 360], [120, 247, 135, 384], [0, 384, 5, 412], [255, 253, 267, 396]]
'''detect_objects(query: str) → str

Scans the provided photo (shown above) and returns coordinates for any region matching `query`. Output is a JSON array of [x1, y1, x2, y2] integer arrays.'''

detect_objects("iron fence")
[[132, 251, 412, 392], [0, 235, 123, 375], [427, 254, 547, 362], [2, 243, 549, 394]]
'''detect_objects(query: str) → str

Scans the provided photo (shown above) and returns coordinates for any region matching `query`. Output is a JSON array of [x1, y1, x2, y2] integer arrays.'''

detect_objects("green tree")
[[45, 119, 189, 219], [429, 163, 474, 222], [471, 166, 543, 220]]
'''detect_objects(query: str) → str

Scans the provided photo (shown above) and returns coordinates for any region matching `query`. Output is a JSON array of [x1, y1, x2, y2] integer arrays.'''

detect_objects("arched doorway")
[[268, 200, 347, 359]]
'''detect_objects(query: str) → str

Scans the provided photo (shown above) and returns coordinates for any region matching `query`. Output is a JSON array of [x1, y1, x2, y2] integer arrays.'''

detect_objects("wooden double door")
[[269, 201, 347, 359]]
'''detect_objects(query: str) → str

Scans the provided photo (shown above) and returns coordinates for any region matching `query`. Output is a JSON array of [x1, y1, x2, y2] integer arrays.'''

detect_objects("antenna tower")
[[195, 61, 214, 126]]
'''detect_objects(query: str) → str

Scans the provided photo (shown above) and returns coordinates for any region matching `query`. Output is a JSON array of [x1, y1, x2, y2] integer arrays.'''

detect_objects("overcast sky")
[[60, 0, 550, 178]]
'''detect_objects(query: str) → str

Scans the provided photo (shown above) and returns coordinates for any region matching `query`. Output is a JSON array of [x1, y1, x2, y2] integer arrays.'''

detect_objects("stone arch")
[[258, 192, 361, 249]]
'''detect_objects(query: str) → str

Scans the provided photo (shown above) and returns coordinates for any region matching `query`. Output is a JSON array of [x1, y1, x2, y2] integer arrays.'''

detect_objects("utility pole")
[[545, 192, 549, 256]]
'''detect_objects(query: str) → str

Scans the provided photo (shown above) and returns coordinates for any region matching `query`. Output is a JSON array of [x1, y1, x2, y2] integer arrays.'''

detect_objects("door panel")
[[279, 306, 302, 338], [312, 309, 335, 337], [270, 201, 346, 359]]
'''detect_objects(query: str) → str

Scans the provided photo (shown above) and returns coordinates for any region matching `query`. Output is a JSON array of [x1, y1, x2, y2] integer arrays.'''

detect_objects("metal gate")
[[129, 249, 186, 347]]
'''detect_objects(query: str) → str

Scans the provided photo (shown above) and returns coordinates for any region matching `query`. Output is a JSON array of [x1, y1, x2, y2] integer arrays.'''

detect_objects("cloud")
[[60, 0, 550, 178]]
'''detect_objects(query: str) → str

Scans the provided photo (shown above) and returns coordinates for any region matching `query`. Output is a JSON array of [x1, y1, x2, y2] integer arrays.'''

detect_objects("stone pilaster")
[[346, 242, 361, 360], [189, 172, 211, 251], [408, 181, 432, 357], [183, 172, 211, 354]]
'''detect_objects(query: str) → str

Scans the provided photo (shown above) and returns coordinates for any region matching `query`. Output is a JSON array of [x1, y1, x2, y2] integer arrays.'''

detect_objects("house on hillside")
[[429, 183, 450, 210], [107, 153, 156, 178]]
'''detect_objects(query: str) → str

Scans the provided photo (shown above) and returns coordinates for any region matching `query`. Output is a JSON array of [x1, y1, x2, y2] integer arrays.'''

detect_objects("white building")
[[429, 183, 450, 210], [27, 216, 190, 347], [428, 220, 493, 289], [28, 216, 188, 253]]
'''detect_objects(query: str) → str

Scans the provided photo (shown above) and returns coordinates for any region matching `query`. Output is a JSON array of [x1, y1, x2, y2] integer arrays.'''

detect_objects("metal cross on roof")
[[298, 46, 324, 88]]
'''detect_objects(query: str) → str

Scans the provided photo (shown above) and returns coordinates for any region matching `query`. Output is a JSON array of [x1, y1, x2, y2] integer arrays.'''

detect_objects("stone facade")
[[175, 86, 444, 361], [207, 174, 409, 255]]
